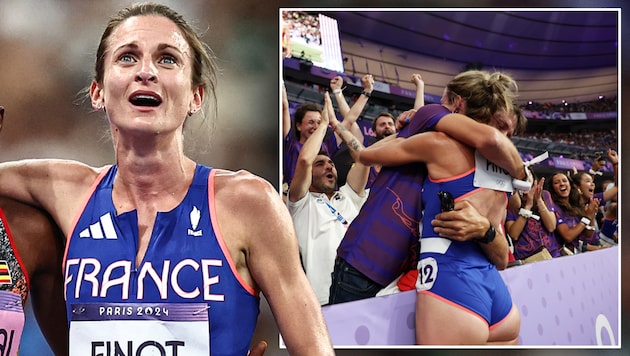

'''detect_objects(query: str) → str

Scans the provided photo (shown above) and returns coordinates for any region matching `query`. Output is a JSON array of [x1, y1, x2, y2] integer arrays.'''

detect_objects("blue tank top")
[[63, 164, 260, 356], [337, 104, 449, 286], [421, 169, 491, 266]]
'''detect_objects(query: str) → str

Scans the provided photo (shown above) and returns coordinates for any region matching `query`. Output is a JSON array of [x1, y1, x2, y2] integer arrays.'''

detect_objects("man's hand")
[[361, 74, 374, 93], [248, 341, 268, 356], [395, 109, 417, 131], [330, 76, 343, 91], [431, 200, 488, 242]]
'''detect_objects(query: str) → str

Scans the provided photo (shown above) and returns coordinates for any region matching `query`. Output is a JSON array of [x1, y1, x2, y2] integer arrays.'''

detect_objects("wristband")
[[332, 88, 342, 94], [513, 152, 548, 191], [361, 90, 372, 97], [512, 178, 531, 191], [580, 217, 591, 226], [478, 222, 496, 244], [518, 208, 532, 218], [518, 208, 540, 221], [584, 225, 596, 231]]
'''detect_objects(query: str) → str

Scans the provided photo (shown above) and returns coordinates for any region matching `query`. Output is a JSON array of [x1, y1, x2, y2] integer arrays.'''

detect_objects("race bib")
[[0, 291, 23, 356], [473, 150, 513, 192], [69, 303, 210, 356], [415, 257, 438, 292]]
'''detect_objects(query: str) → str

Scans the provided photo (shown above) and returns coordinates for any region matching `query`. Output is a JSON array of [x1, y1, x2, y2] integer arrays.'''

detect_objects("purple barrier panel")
[[322, 290, 416, 347], [322, 246, 619, 347], [503, 246, 619, 346]]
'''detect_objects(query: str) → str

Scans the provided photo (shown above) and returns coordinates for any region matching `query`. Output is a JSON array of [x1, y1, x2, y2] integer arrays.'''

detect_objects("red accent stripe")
[[0, 208, 28, 289], [208, 170, 258, 297]]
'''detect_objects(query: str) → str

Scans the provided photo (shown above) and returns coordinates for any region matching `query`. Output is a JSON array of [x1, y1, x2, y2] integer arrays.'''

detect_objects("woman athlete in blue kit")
[[359, 71, 524, 345]]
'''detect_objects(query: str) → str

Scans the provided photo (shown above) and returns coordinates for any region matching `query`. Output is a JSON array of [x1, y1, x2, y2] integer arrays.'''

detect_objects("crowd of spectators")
[[282, 10, 322, 48], [521, 96, 617, 115], [284, 77, 618, 164], [517, 129, 618, 158]]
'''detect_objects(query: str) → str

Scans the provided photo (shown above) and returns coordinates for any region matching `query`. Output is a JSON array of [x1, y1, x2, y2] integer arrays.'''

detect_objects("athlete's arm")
[[216, 171, 334, 356], [2, 198, 69, 355], [0, 159, 101, 235], [435, 114, 526, 180], [359, 131, 452, 168]]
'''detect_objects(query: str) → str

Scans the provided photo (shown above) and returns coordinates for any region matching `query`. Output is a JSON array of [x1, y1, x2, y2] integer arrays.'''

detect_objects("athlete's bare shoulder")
[[212, 168, 286, 241], [212, 168, 278, 201]]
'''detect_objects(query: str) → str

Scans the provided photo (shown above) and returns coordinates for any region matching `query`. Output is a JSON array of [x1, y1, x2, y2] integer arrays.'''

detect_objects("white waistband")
[[420, 237, 452, 254]]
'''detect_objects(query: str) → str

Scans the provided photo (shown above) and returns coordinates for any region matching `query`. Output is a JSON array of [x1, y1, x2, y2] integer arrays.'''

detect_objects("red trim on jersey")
[[207, 170, 258, 297], [63, 166, 111, 272], [0, 207, 30, 290]]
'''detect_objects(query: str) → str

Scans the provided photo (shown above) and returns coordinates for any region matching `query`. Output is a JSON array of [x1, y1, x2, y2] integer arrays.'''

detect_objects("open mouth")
[[130, 93, 162, 107]]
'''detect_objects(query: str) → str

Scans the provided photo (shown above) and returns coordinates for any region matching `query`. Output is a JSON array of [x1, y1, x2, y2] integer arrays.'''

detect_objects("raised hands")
[[411, 73, 425, 109], [323, 92, 338, 129], [606, 148, 618, 165], [361, 74, 374, 93], [531, 178, 545, 207], [584, 196, 601, 219], [330, 75, 344, 92], [411, 73, 424, 88]]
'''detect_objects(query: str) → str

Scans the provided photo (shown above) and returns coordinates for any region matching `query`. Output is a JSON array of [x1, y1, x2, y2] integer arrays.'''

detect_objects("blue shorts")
[[416, 237, 513, 326]]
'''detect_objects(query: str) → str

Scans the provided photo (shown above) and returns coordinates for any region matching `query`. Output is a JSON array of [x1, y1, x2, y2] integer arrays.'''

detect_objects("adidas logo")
[[79, 212, 119, 240]]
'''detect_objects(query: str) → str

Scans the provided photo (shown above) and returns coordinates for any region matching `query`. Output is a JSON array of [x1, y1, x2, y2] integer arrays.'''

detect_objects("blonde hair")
[[444, 70, 518, 123]]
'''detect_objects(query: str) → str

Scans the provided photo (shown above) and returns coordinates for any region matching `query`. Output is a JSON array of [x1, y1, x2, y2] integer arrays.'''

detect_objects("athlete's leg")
[[415, 292, 489, 345], [487, 303, 521, 345]]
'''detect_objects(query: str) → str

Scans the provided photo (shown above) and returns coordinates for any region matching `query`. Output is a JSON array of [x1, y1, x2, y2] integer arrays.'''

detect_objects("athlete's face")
[[310, 154, 337, 194], [90, 15, 202, 136], [489, 110, 517, 138]]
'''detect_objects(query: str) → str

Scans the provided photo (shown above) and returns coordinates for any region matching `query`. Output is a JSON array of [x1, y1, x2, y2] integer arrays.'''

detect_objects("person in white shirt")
[[287, 92, 369, 305]]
